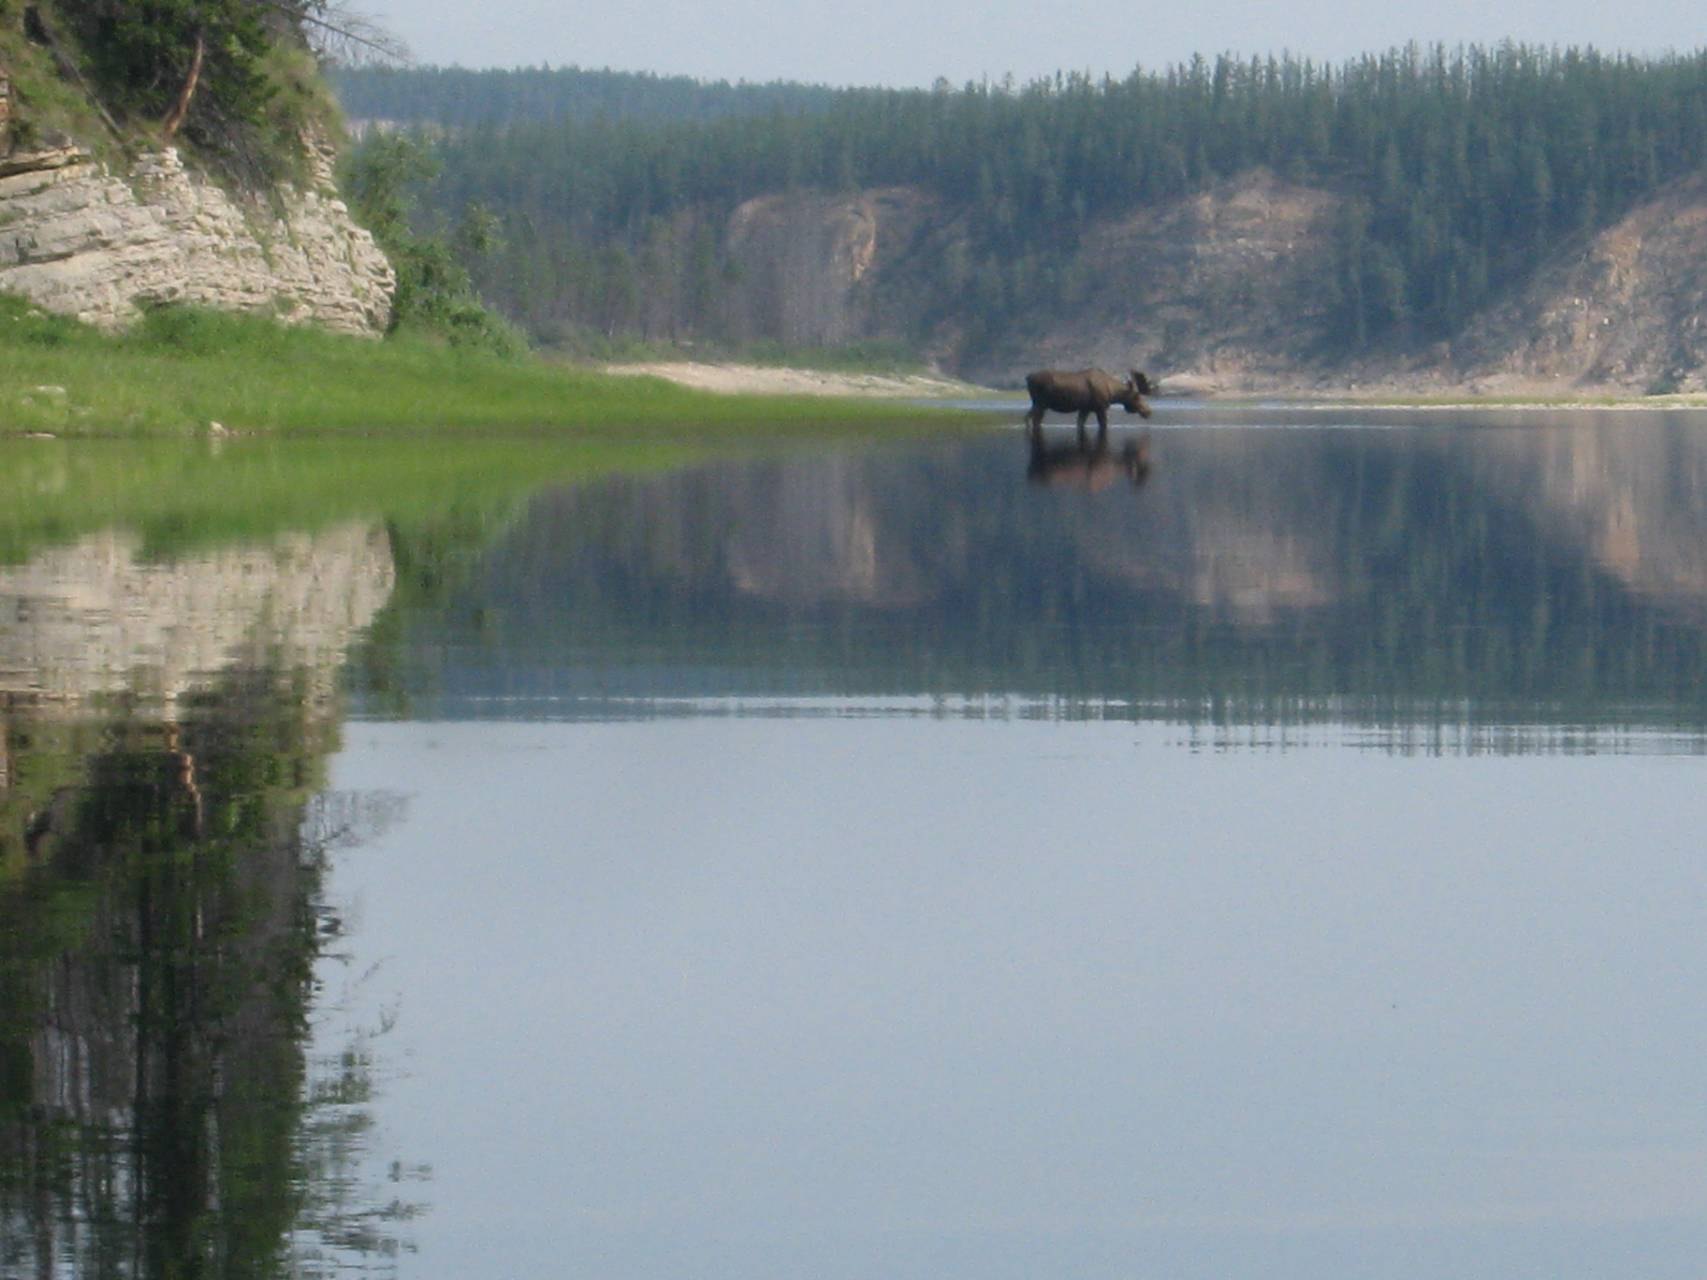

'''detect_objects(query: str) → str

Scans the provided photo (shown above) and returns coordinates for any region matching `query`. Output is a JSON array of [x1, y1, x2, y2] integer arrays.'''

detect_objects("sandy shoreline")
[[601, 361, 992, 399], [602, 360, 1707, 411]]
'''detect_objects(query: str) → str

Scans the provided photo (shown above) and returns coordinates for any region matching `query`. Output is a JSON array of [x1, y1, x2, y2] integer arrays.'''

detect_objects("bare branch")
[[303, 7, 413, 66], [252, 0, 413, 65]]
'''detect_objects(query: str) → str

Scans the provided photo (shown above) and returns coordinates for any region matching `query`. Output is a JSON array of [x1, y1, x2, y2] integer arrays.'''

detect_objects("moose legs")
[[1074, 408, 1111, 445]]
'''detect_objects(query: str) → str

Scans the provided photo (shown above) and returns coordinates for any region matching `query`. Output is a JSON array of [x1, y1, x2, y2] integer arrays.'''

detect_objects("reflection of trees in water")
[[0, 519, 416, 1277], [427, 421, 1707, 730], [0, 676, 417, 1278], [295, 791, 425, 1273]]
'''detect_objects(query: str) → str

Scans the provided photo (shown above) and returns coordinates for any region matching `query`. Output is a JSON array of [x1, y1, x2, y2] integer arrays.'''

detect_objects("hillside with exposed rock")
[[644, 166, 1707, 395], [351, 51, 1707, 395], [1447, 173, 1707, 396], [1014, 166, 1707, 395]]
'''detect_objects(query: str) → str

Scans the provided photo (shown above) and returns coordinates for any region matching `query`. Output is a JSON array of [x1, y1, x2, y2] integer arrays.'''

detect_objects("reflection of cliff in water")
[[479, 438, 1349, 623], [397, 419, 1707, 730], [1462, 414, 1707, 623], [0, 523, 408, 1277], [0, 522, 395, 713]]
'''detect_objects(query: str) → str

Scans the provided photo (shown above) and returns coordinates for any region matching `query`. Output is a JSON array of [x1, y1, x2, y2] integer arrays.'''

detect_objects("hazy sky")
[[367, 0, 1702, 87]]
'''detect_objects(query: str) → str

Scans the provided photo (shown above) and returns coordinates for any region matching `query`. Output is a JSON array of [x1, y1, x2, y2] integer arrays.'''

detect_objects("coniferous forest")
[[336, 47, 1707, 361]]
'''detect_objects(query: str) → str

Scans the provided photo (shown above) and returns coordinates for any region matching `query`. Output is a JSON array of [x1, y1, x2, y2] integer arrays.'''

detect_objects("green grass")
[[0, 431, 712, 565], [0, 299, 971, 438]]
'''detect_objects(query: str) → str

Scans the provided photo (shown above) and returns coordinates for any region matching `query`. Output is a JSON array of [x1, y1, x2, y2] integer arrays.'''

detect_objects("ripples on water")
[[5, 410, 1707, 1278]]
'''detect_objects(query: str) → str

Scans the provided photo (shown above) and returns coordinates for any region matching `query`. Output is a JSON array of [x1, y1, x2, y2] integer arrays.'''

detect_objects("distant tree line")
[[332, 63, 842, 128], [341, 46, 1707, 355]]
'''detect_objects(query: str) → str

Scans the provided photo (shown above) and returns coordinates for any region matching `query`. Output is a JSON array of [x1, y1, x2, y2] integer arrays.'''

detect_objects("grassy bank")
[[0, 301, 968, 437]]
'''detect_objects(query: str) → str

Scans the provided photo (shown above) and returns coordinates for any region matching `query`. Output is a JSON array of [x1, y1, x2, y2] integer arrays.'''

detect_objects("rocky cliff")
[[721, 187, 937, 347], [0, 131, 394, 334], [1448, 173, 1707, 396], [1002, 170, 1343, 391], [708, 168, 1707, 395]]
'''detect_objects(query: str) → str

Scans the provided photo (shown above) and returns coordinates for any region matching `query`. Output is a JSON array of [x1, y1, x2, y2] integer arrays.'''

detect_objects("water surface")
[[5, 408, 1707, 1277]]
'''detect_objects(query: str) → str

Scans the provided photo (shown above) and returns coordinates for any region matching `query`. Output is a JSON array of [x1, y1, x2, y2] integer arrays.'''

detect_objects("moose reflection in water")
[[1027, 428, 1153, 491], [1024, 367, 1153, 442]]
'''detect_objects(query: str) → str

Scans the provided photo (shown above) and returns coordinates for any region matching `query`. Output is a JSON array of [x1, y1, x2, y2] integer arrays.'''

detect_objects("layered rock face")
[[0, 138, 394, 334]]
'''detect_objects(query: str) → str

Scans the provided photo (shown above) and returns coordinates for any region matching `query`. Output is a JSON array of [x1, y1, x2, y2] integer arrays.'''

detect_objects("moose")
[[1024, 368, 1154, 442]]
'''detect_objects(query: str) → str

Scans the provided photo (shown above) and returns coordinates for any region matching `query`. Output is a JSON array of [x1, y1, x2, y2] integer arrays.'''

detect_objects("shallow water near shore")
[[6, 406, 1707, 1278]]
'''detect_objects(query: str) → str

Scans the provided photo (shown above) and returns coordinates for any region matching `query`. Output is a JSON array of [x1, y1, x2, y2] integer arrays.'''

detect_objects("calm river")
[[5, 406, 1707, 1278]]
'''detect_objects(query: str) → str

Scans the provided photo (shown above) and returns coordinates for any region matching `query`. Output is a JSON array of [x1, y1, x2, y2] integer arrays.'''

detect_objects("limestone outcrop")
[[0, 137, 394, 334]]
